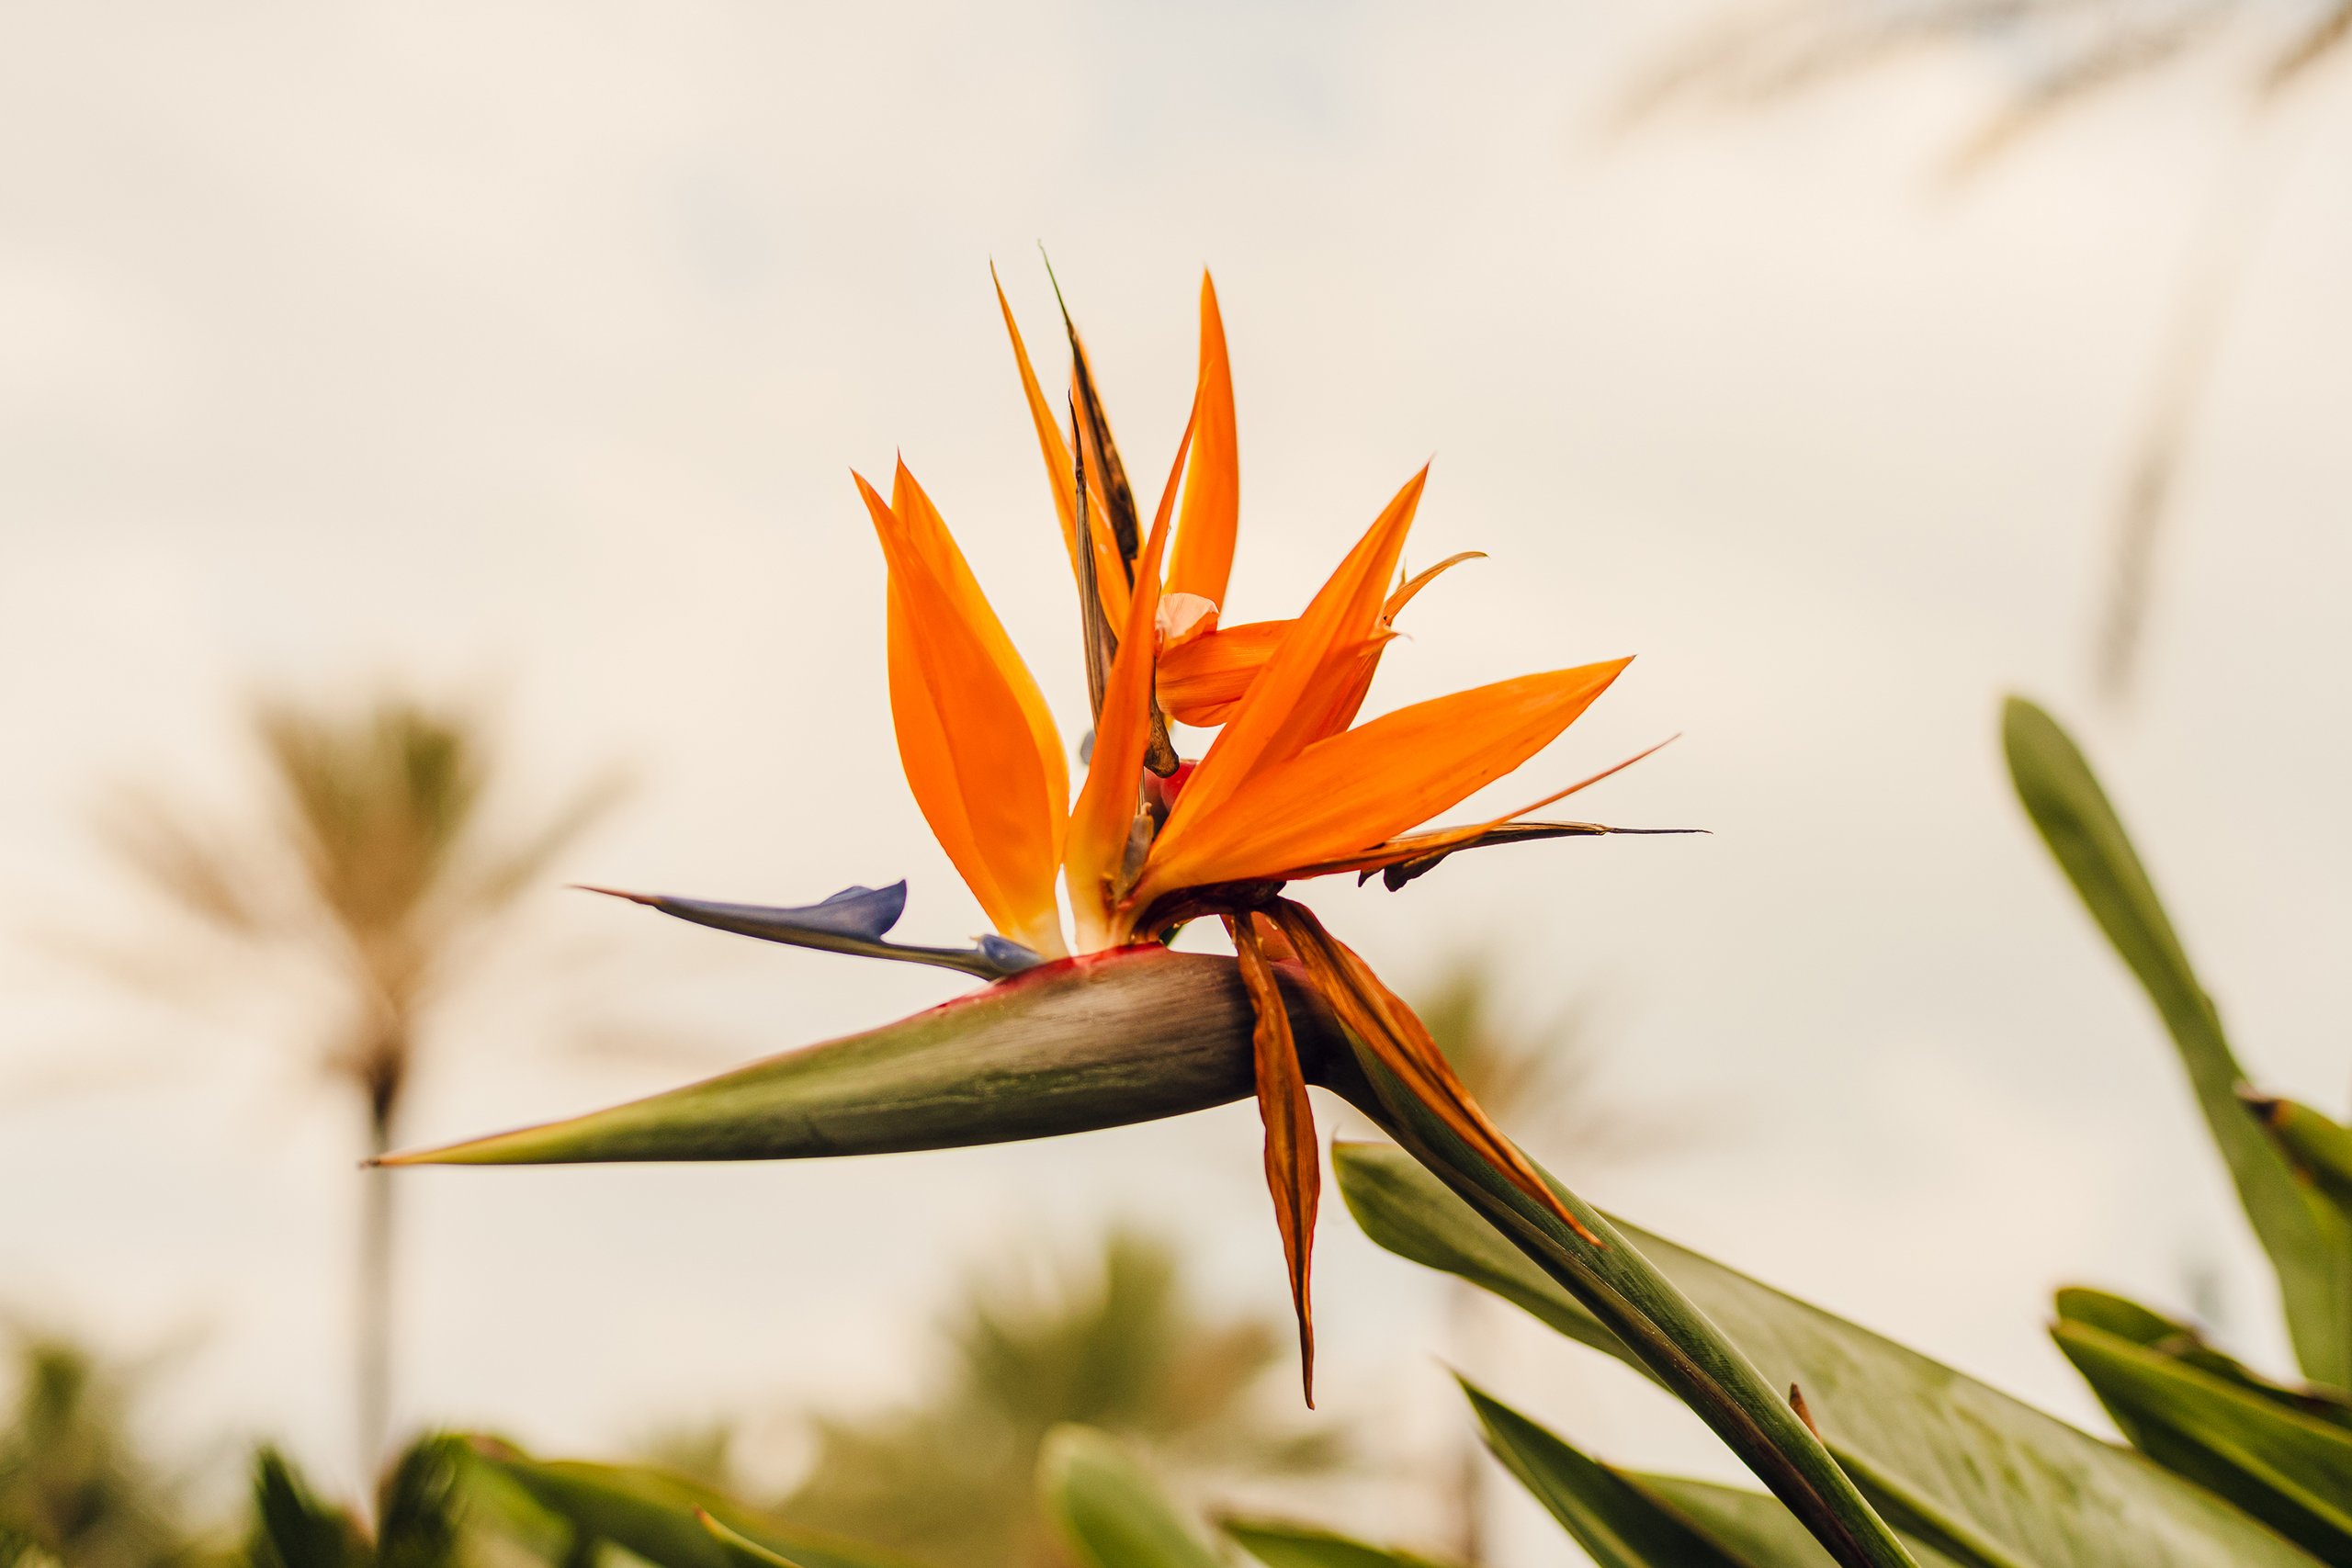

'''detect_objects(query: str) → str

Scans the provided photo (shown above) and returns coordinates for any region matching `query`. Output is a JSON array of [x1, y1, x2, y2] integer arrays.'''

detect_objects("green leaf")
[[1336, 1140, 2324, 1568], [1464, 1388, 1975, 1568], [1038, 1426, 1222, 1568], [1317, 1051, 1917, 1568], [246, 1448, 368, 1568], [2003, 695, 2352, 1387], [379, 948, 1287, 1166], [375, 1435, 467, 1568], [1635, 1477, 1872, 1568], [469, 1442, 914, 1568], [1462, 1384, 1758, 1567], [698, 1513, 813, 1568], [2249, 1095, 2352, 1213], [2053, 1318, 2352, 1562], [1220, 1517, 1454, 1568], [2054, 1288, 2352, 1432]]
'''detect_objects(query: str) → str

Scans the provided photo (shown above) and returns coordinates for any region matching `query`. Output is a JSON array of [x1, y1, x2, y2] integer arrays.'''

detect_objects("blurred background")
[[2, 2, 2348, 1562]]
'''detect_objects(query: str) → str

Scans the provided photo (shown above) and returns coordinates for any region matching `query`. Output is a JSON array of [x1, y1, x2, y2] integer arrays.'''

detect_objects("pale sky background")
[[3, 3, 2350, 1562]]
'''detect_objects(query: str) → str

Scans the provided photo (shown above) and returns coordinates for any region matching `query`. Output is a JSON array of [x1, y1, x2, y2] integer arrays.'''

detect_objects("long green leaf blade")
[[2003, 695, 2352, 1387], [2053, 1319, 2352, 1562], [470, 1444, 913, 1568], [1637, 1477, 1967, 1568], [699, 1513, 813, 1568], [1220, 1517, 1455, 1568], [1462, 1384, 1759, 1567], [1038, 1427, 1223, 1568], [2054, 1288, 2352, 1431], [1336, 1140, 2323, 1568]]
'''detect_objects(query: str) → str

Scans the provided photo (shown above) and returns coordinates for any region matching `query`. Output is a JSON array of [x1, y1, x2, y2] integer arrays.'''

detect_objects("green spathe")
[[380, 948, 1328, 1166]]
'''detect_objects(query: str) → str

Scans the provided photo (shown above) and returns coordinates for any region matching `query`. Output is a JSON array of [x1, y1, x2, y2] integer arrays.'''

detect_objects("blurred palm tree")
[[0, 1332, 201, 1568], [1417, 955, 1695, 1565], [95, 694, 621, 1477], [1628, 0, 2349, 704], [774, 1227, 1346, 1568]]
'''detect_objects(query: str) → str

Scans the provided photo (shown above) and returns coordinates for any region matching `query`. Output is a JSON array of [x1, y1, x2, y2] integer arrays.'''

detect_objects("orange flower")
[[844, 268, 1675, 1401]]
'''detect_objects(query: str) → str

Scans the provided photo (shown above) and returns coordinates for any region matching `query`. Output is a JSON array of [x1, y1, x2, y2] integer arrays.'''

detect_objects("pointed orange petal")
[[992, 265, 1082, 574], [858, 471, 1066, 956], [1157, 468, 1426, 846], [1065, 409, 1194, 948], [1227, 913, 1319, 1405], [883, 579, 1002, 927], [1276, 634, 1393, 750], [1290, 550, 1487, 745], [1156, 617, 1291, 727], [1270, 901, 1599, 1247], [890, 461, 1069, 828], [1282, 737, 1678, 880], [1168, 273, 1239, 608], [1136, 658, 1629, 903]]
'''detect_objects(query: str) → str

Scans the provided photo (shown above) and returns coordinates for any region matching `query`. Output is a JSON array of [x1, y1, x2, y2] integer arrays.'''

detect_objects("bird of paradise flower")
[[390, 267, 1681, 1404]]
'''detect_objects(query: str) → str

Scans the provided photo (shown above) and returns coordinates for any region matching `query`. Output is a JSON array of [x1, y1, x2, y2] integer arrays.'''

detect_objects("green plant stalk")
[[382, 948, 1912, 1568]]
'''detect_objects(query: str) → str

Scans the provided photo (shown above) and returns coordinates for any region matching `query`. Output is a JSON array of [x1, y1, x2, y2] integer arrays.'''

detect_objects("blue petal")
[[976, 935, 1049, 974], [582, 881, 1025, 982], [642, 882, 906, 942]]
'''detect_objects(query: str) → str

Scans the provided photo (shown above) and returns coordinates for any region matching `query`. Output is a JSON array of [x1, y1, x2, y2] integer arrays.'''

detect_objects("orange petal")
[[990, 265, 1130, 630], [882, 581, 1000, 927], [992, 265, 1080, 570], [1296, 550, 1487, 742], [1065, 407, 1195, 948], [890, 461, 1069, 827], [1135, 658, 1629, 903], [1270, 900, 1600, 1248], [1155, 550, 1468, 733], [1157, 468, 1426, 844], [857, 471, 1067, 956], [1227, 912, 1319, 1405], [1285, 738, 1678, 881], [1156, 618, 1290, 727], [1168, 272, 1239, 608], [1273, 633, 1394, 749]]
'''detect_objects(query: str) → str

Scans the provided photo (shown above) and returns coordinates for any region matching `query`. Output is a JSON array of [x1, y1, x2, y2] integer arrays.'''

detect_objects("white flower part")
[[1156, 592, 1219, 649]]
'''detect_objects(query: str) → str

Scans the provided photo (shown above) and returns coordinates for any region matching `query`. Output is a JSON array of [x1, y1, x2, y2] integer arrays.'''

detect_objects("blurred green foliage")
[[0, 1334, 201, 1568], [771, 1227, 1344, 1568]]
